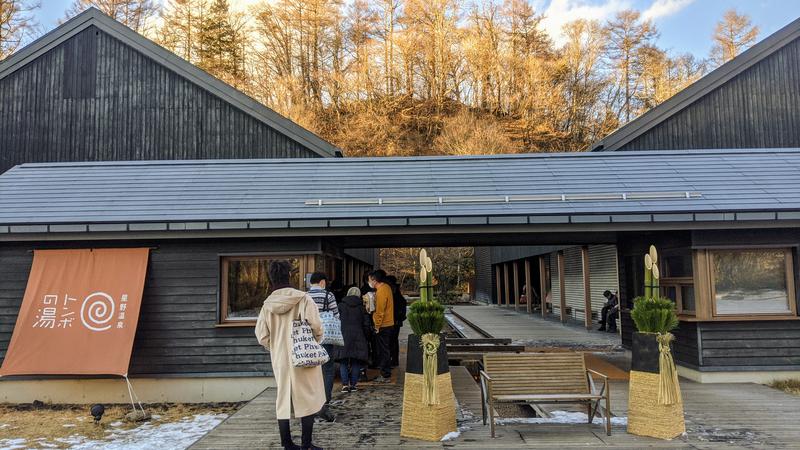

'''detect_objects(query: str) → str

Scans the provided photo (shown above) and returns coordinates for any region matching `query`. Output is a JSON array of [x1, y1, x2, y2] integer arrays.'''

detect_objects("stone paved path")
[[191, 305, 800, 449]]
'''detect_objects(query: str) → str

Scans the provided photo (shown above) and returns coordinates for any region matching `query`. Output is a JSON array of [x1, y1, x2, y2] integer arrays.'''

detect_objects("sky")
[[33, 0, 800, 59]]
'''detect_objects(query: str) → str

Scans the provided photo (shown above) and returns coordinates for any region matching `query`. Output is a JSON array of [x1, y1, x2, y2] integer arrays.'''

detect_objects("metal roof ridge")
[[6, 147, 800, 172]]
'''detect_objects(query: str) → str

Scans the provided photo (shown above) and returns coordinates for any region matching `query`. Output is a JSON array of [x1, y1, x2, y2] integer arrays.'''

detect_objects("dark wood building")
[[591, 16, 800, 152], [0, 8, 339, 175]]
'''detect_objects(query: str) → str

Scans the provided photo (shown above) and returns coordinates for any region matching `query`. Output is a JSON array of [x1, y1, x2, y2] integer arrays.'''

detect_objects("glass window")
[[662, 253, 692, 278], [681, 285, 696, 312], [712, 249, 793, 315], [222, 256, 302, 322]]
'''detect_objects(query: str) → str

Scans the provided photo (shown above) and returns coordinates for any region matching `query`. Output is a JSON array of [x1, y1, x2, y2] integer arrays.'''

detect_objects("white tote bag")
[[291, 301, 329, 368], [319, 294, 345, 346]]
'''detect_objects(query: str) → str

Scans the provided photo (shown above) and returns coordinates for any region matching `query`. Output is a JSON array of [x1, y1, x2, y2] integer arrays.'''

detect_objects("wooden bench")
[[479, 352, 612, 437]]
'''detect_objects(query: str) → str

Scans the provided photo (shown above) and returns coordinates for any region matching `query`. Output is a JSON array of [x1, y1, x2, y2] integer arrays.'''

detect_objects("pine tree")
[[196, 0, 244, 83]]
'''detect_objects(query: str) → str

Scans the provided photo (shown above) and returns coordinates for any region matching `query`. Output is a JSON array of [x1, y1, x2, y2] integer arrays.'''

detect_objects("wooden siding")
[[0, 26, 320, 174], [620, 37, 800, 151], [699, 321, 800, 369], [549, 253, 561, 316], [473, 247, 492, 303], [0, 238, 324, 376]]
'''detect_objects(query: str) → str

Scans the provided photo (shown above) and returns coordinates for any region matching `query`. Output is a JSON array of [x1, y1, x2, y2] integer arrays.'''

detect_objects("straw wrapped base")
[[400, 372, 457, 441], [627, 370, 685, 440]]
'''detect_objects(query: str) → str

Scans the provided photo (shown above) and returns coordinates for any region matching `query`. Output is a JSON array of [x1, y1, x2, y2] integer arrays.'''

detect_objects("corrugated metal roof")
[[1, 148, 800, 229]]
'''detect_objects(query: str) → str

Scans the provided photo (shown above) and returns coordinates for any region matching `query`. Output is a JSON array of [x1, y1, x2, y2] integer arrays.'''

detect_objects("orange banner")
[[0, 248, 150, 376]]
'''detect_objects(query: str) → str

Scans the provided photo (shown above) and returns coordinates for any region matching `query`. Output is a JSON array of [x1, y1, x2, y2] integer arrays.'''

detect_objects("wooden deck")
[[191, 305, 800, 449]]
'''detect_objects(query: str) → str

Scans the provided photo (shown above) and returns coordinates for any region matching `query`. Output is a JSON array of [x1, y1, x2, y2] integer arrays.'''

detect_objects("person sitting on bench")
[[598, 290, 619, 332]]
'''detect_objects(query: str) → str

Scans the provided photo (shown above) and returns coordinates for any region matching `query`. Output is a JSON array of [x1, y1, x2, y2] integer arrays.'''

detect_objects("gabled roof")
[[2, 148, 800, 233], [591, 16, 800, 152], [0, 8, 340, 158]]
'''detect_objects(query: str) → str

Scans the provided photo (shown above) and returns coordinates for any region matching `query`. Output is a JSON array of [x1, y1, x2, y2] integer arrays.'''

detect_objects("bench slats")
[[494, 393, 604, 401]]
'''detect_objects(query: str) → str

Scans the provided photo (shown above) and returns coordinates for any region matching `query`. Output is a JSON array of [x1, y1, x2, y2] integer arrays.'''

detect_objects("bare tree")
[[710, 9, 758, 66], [0, 0, 39, 60], [64, 0, 158, 33]]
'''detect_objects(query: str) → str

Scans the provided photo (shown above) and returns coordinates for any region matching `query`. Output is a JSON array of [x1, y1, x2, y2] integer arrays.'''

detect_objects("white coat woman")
[[255, 260, 326, 450]]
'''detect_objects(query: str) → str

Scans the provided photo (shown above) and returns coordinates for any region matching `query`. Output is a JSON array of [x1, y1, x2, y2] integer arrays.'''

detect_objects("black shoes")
[[317, 405, 335, 423], [598, 326, 606, 331], [340, 385, 351, 393], [303, 445, 323, 450]]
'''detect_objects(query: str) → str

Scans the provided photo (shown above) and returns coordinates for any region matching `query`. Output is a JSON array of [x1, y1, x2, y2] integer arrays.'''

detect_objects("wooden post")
[[495, 265, 502, 305], [513, 262, 520, 311], [582, 246, 592, 329], [504, 263, 511, 306], [524, 259, 533, 314], [557, 250, 566, 323], [539, 256, 547, 318]]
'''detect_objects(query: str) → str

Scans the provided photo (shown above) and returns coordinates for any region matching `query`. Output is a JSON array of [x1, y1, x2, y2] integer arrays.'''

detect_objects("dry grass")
[[770, 379, 800, 396], [0, 402, 241, 447]]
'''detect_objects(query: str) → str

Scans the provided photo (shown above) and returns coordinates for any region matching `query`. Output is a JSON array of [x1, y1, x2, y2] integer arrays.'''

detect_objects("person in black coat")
[[332, 287, 372, 392], [385, 275, 407, 367]]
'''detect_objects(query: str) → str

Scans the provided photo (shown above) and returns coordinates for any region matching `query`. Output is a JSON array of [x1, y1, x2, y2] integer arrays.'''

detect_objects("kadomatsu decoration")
[[400, 249, 457, 441], [627, 245, 686, 440]]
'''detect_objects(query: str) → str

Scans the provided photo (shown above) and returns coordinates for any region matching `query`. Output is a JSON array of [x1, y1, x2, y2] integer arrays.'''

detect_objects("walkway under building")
[[190, 304, 800, 449]]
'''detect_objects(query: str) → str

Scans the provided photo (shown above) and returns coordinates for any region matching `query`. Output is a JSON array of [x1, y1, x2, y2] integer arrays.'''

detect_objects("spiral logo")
[[80, 292, 116, 332]]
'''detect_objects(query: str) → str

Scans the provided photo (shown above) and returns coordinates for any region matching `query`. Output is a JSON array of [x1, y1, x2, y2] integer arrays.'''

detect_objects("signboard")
[[0, 248, 150, 376]]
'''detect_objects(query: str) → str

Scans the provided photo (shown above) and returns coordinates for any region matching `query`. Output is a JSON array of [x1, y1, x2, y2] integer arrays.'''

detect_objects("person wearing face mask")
[[307, 272, 339, 422]]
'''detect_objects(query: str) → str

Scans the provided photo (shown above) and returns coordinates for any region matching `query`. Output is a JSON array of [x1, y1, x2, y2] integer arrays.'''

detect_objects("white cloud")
[[541, 0, 632, 45], [641, 0, 694, 21]]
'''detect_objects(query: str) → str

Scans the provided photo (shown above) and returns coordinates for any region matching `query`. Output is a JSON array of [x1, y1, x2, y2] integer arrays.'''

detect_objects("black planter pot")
[[406, 333, 450, 376], [631, 332, 660, 374]]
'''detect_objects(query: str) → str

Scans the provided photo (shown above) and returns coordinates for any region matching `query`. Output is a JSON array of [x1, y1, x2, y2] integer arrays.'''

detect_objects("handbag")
[[291, 299, 330, 368], [319, 292, 345, 346]]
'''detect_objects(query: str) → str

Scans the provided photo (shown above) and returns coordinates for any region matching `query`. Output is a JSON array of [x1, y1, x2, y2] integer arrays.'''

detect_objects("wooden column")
[[539, 256, 547, 318], [581, 246, 592, 329], [524, 259, 533, 314], [504, 263, 511, 306], [495, 265, 502, 305], [513, 262, 520, 311], [557, 250, 566, 323]]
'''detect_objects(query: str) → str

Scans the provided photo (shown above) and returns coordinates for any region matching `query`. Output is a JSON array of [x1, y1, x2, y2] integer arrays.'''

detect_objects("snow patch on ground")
[[440, 430, 461, 441], [0, 413, 227, 450], [496, 410, 628, 426], [441, 400, 479, 441], [0, 438, 27, 449]]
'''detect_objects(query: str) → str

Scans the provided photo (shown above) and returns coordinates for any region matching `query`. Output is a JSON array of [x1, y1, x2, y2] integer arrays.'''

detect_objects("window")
[[661, 250, 695, 315], [220, 256, 305, 323], [710, 249, 796, 316]]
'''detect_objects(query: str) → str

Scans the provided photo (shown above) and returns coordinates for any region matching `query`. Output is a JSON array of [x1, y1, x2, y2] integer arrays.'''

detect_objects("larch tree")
[[605, 9, 658, 123], [64, 0, 158, 33], [0, 0, 39, 61], [710, 9, 759, 66]]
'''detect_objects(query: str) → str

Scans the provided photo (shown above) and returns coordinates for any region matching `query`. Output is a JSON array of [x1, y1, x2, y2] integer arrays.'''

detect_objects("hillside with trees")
[[2, 0, 761, 157]]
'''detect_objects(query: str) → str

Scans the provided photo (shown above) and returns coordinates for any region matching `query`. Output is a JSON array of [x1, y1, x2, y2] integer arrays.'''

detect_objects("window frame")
[[706, 248, 797, 319], [218, 254, 313, 326], [661, 277, 696, 316]]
